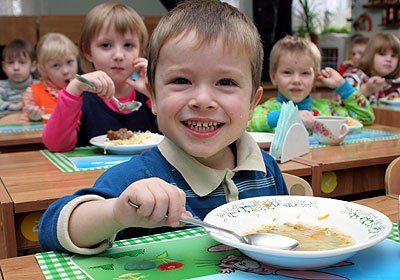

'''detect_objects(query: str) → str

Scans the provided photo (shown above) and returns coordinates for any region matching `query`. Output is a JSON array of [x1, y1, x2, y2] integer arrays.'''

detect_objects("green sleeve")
[[248, 98, 282, 132], [340, 88, 375, 125]]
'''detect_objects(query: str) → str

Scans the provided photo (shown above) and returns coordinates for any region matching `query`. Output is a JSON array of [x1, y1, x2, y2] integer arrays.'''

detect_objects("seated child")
[[38, 0, 288, 254], [343, 32, 400, 103], [0, 39, 37, 115], [20, 33, 79, 122], [338, 35, 369, 76], [42, 3, 158, 152], [249, 35, 375, 133]]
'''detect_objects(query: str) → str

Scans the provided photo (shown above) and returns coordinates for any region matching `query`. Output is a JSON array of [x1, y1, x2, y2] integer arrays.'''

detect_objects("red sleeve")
[[338, 63, 350, 76], [42, 89, 83, 152]]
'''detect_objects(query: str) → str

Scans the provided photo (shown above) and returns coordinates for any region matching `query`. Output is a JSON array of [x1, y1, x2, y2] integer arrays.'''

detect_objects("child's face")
[[85, 26, 140, 86], [39, 55, 78, 89], [372, 48, 398, 77], [351, 43, 367, 67], [2, 54, 36, 83], [151, 32, 261, 167], [270, 52, 315, 103]]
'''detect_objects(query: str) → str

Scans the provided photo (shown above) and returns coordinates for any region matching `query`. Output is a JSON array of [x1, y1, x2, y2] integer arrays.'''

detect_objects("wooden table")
[[0, 195, 396, 280], [295, 124, 400, 198], [0, 113, 45, 153], [373, 104, 400, 128], [0, 150, 312, 259], [0, 151, 104, 258]]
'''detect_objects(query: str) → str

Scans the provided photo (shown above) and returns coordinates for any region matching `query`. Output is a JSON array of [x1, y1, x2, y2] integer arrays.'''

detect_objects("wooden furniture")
[[0, 150, 312, 259], [1, 195, 396, 280], [295, 124, 400, 198], [0, 16, 37, 45], [0, 151, 104, 259], [0, 113, 44, 153], [38, 15, 85, 44], [373, 104, 400, 128], [283, 173, 313, 196], [385, 156, 400, 195]]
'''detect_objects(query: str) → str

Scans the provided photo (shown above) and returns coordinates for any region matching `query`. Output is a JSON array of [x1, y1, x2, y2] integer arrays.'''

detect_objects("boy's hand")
[[125, 57, 150, 98], [7, 102, 22, 111], [299, 110, 314, 129], [317, 67, 345, 89], [26, 105, 43, 121], [68, 71, 115, 99], [114, 178, 189, 229]]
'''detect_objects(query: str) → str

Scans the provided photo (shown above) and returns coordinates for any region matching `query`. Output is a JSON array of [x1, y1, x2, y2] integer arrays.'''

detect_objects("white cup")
[[312, 116, 349, 145]]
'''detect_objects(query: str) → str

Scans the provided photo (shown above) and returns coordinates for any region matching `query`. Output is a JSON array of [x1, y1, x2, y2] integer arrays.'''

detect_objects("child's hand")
[[341, 60, 353, 67], [299, 110, 314, 129], [114, 178, 190, 229], [68, 71, 115, 99], [7, 102, 22, 111], [317, 67, 345, 89], [26, 105, 43, 121], [125, 57, 150, 98], [364, 76, 385, 95]]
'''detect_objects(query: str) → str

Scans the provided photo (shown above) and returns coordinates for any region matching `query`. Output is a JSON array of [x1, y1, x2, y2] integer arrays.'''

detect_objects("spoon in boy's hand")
[[75, 74, 142, 112], [128, 200, 299, 250]]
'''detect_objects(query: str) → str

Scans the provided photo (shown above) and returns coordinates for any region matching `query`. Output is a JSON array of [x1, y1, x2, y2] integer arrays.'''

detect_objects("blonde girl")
[[21, 33, 78, 121], [344, 32, 400, 103], [42, 3, 158, 152]]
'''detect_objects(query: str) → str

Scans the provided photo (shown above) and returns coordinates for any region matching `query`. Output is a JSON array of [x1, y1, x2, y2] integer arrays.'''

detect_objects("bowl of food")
[[347, 117, 363, 132], [203, 196, 391, 269]]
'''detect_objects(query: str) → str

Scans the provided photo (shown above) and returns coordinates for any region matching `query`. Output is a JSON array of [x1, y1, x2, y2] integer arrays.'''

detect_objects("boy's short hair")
[[358, 32, 400, 78], [2, 39, 36, 62], [36, 33, 79, 66], [269, 35, 321, 74], [147, 0, 264, 99], [350, 34, 369, 47], [79, 3, 148, 73]]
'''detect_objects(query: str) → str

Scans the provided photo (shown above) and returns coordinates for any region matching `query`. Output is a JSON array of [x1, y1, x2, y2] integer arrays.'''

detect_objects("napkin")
[[270, 101, 307, 161]]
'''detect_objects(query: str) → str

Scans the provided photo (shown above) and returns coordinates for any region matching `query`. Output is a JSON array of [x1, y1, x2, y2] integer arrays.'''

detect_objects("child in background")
[[21, 33, 78, 121], [42, 3, 158, 152], [39, 0, 288, 254], [249, 35, 375, 133], [343, 32, 400, 103], [0, 39, 37, 115], [338, 35, 369, 76]]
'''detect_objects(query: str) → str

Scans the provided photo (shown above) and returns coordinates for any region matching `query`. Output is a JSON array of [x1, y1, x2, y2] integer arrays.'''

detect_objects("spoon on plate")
[[75, 74, 142, 112], [128, 200, 299, 250]]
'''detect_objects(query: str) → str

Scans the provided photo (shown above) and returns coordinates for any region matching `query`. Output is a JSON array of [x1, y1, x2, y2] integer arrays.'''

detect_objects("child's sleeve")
[[42, 89, 83, 152], [248, 98, 282, 132], [335, 80, 375, 125], [0, 87, 11, 111]]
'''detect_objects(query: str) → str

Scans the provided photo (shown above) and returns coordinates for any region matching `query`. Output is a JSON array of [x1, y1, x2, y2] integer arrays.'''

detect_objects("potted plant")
[[293, 0, 323, 43]]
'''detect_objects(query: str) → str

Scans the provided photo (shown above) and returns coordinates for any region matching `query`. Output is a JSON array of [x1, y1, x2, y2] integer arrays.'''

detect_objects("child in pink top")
[[42, 3, 158, 152]]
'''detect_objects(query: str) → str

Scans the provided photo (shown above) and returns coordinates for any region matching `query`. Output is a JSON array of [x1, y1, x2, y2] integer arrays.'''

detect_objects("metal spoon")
[[75, 74, 142, 112], [128, 200, 299, 250]]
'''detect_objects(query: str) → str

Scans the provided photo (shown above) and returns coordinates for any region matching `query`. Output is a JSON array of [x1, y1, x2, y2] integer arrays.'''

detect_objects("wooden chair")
[[282, 173, 313, 196], [385, 156, 400, 195]]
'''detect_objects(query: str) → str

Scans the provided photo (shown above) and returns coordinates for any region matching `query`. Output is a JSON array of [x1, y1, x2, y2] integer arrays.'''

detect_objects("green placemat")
[[0, 122, 43, 133], [309, 129, 400, 148], [36, 227, 206, 280], [41, 147, 132, 173]]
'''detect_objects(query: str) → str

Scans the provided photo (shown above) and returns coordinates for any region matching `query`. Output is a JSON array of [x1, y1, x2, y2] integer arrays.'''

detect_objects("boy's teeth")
[[186, 121, 220, 131]]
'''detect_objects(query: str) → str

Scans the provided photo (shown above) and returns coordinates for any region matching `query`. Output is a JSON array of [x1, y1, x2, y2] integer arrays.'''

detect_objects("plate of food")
[[90, 129, 164, 155], [379, 96, 400, 106], [347, 117, 363, 132], [248, 132, 275, 149], [42, 113, 51, 121], [203, 196, 391, 269]]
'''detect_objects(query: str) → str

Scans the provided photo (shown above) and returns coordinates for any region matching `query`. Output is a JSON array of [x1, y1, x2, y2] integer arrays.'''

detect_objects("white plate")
[[89, 133, 164, 155], [380, 97, 400, 106], [204, 196, 391, 269], [248, 132, 275, 149]]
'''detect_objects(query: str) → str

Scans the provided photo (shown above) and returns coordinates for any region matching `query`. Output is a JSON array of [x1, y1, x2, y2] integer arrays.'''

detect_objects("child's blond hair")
[[147, 0, 263, 99], [36, 33, 78, 67], [358, 32, 400, 78], [79, 3, 148, 73], [269, 35, 321, 75]]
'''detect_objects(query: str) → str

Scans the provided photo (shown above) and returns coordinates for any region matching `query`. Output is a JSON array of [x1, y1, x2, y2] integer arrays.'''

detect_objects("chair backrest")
[[282, 173, 313, 196], [385, 156, 400, 195]]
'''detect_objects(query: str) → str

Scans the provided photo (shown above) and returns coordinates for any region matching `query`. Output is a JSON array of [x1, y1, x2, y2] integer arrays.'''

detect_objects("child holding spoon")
[[343, 32, 400, 104], [38, 0, 288, 254], [42, 3, 158, 152]]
